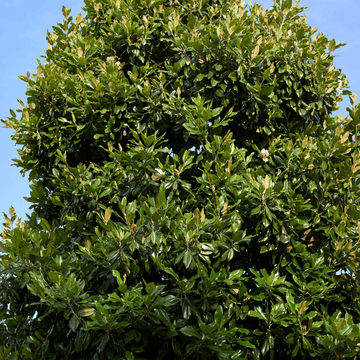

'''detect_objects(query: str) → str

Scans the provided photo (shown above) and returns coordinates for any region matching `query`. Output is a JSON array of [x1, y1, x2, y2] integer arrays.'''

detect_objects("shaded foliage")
[[2, 0, 360, 358]]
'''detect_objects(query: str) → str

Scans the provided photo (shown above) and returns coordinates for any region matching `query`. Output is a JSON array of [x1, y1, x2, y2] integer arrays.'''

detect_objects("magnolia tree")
[[2, 0, 360, 358]]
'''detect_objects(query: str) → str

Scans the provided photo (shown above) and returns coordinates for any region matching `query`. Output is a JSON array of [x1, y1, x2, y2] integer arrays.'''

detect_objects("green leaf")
[[97, 334, 109, 353], [180, 326, 199, 337], [21, 345, 32, 358], [229, 269, 244, 280], [100, 188, 112, 198], [28, 335, 41, 346], [112, 270, 123, 286], [212, 107, 223, 117], [125, 351, 135, 360], [252, 348, 261, 360], [236, 340, 256, 349], [292, 343, 300, 357], [215, 89, 224, 97], [183, 251, 192, 268], [249, 307, 267, 321], [214, 305, 223, 327], [40, 218, 51, 232], [146, 282, 156, 294], [182, 302, 191, 320], [200, 324, 215, 336], [51, 195, 63, 206], [69, 315, 79, 332], [164, 267, 180, 282], [96, 301, 109, 317], [156, 182, 166, 208], [202, 109, 213, 122], [108, 116, 115, 128], [48, 271, 60, 284], [78, 57, 87, 66]]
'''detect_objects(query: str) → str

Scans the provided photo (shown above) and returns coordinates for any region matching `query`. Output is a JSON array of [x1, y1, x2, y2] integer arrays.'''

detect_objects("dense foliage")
[[2, 0, 360, 358]]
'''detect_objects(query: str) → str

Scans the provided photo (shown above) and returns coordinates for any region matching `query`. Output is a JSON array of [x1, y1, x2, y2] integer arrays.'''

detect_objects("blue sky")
[[1, 0, 359, 222]]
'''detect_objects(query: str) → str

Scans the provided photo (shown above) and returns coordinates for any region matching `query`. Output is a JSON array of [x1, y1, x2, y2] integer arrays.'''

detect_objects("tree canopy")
[[2, 0, 360, 358]]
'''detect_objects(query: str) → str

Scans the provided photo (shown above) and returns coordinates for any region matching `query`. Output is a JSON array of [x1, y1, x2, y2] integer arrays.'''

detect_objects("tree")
[[2, 0, 360, 358]]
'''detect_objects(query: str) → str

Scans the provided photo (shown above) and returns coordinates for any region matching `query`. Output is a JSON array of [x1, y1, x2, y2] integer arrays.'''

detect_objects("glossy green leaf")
[[183, 251, 192, 269], [249, 307, 267, 321], [214, 305, 223, 327], [180, 326, 199, 337], [69, 315, 80, 332], [125, 351, 135, 360]]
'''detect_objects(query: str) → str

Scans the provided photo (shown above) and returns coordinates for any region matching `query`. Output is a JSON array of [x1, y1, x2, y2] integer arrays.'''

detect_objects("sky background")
[[1, 0, 359, 222]]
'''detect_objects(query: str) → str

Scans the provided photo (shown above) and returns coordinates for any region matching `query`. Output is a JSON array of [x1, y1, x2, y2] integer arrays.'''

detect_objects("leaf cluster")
[[2, 0, 360, 359]]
